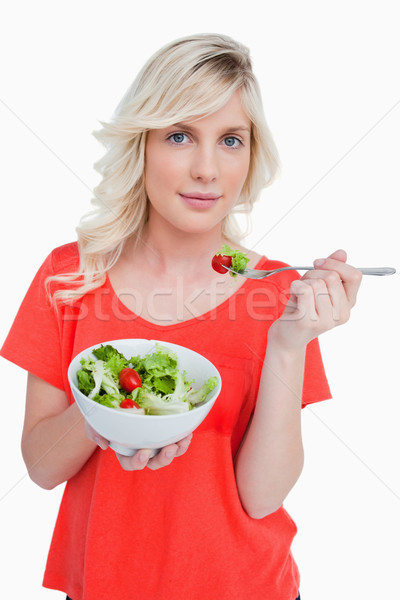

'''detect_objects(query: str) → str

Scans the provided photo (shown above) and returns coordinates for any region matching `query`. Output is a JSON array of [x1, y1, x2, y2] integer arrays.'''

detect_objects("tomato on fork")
[[211, 254, 232, 274]]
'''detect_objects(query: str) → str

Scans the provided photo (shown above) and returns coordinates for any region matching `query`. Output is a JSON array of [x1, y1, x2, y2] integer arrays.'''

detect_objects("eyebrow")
[[171, 122, 251, 135]]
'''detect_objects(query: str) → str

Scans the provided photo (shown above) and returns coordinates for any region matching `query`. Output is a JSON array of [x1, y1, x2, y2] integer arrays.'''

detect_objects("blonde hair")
[[49, 33, 280, 303]]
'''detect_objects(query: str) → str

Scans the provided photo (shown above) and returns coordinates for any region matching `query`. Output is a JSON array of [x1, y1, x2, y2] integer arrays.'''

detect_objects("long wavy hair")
[[48, 33, 280, 303]]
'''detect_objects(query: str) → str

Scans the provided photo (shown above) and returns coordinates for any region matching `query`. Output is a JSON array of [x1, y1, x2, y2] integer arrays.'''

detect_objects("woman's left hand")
[[115, 434, 193, 471], [85, 420, 192, 471], [269, 249, 363, 351]]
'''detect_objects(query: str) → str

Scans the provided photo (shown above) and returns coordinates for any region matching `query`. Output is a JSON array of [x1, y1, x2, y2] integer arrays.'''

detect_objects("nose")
[[190, 144, 218, 182]]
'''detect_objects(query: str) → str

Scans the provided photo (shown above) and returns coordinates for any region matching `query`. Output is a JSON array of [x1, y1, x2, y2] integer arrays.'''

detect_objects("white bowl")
[[68, 339, 222, 456]]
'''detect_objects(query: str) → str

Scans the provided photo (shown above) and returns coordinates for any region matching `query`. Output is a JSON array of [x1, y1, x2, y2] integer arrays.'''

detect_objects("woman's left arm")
[[234, 250, 362, 519]]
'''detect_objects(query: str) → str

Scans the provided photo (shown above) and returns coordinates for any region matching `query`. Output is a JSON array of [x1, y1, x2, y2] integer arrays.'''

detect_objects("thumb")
[[327, 249, 347, 263]]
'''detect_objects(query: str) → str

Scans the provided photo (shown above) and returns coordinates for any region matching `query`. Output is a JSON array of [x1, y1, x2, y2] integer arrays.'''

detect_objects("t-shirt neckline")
[[105, 255, 267, 331]]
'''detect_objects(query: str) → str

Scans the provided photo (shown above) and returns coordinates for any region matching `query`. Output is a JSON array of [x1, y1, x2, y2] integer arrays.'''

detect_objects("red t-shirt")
[[1, 242, 331, 600]]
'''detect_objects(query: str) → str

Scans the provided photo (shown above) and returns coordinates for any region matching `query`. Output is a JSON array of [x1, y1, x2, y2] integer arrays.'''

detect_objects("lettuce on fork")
[[215, 244, 250, 276], [76, 343, 217, 415]]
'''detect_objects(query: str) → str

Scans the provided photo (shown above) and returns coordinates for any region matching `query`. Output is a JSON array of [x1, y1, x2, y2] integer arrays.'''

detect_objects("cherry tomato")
[[119, 368, 142, 393], [120, 398, 141, 409], [211, 254, 232, 274]]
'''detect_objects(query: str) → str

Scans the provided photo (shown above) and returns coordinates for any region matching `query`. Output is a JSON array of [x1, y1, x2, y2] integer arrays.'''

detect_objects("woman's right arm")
[[21, 373, 98, 490], [22, 373, 193, 489]]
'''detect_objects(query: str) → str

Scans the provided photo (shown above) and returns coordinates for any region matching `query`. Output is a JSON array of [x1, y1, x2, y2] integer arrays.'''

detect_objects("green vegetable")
[[187, 377, 218, 405], [91, 392, 125, 409], [216, 244, 250, 277], [76, 343, 217, 415]]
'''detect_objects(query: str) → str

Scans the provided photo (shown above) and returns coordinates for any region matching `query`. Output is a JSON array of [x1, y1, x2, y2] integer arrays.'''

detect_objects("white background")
[[1, 1, 399, 598]]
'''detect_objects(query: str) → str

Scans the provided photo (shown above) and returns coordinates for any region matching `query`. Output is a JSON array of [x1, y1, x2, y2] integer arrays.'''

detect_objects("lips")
[[179, 192, 221, 209], [180, 192, 221, 200]]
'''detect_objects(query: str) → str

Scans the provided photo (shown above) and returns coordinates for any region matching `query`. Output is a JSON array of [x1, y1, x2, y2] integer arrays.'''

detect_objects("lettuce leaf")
[[216, 244, 250, 277], [76, 343, 217, 414]]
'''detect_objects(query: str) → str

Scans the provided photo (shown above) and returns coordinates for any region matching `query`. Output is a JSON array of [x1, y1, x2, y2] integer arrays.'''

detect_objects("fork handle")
[[291, 266, 396, 276], [356, 267, 396, 276]]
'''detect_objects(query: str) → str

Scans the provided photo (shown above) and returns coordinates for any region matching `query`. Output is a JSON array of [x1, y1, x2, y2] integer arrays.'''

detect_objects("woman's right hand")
[[84, 421, 192, 471]]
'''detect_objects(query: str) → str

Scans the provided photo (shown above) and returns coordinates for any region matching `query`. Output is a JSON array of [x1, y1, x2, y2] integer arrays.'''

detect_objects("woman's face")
[[144, 90, 251, 235]]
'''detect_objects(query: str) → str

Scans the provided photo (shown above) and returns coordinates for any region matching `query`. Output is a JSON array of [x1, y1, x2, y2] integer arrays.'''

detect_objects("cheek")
[[145, 152, 173, 199], [229, 156, 250, 191], [147, 152, 182, 191]]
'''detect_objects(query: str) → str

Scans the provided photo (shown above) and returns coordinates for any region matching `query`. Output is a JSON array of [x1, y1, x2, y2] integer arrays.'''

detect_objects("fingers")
[[302, 269, 346, 322], [310, 253, 363, 307], [291, 278, 339, 328], [115, 449, 155, 471], [87, 421, 193, 472], [272, 249, 361, 350], [175, 433, 194, 457], [114, 433, 193, 472], [147, 433, 193, 471], [84, 421, 109, 450], [326, 248, 347, 263], [290, 279, 318, 322]]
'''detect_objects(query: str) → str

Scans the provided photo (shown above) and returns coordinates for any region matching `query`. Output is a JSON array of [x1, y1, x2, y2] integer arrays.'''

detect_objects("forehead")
[[172, 90, 251, 133]]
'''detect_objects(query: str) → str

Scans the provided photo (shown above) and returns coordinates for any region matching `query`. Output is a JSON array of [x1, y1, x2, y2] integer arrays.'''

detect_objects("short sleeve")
[[0, 251, 64, 390]]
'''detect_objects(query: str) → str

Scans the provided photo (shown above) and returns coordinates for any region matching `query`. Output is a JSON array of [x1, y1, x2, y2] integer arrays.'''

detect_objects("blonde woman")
[[1, 34, 362, 600]]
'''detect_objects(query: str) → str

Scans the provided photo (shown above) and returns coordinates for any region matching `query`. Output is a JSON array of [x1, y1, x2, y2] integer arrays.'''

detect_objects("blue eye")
[[224, 136, 241, 148], [169, 132, 188, 144]]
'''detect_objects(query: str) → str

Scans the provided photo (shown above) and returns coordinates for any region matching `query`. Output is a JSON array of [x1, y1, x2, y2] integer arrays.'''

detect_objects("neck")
[[123, 218, 231, 278]]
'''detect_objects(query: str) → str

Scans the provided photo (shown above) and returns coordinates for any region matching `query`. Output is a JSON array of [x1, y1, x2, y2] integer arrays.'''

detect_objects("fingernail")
[[165, 449, 176, 458], [314, 259, 325, 267]]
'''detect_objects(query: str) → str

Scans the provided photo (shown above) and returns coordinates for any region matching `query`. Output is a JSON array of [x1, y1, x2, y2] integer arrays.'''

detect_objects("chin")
[[175, 217, 225, 236]]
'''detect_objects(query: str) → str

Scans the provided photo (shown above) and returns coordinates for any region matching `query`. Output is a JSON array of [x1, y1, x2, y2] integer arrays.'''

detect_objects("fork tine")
[[223, 266, 267, 279]]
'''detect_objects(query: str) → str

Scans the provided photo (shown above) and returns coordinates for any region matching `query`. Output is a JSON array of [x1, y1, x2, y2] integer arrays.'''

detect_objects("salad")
[[211, 244, 250, 277], [76, 343, 218, 415]]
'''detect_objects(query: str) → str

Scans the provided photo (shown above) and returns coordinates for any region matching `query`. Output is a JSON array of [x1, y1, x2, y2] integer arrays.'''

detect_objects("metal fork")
[[224, 265, 396, 279]]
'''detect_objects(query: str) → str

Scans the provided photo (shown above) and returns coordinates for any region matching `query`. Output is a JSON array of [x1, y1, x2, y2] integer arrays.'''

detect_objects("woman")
[[0, 33, 362, 599]]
